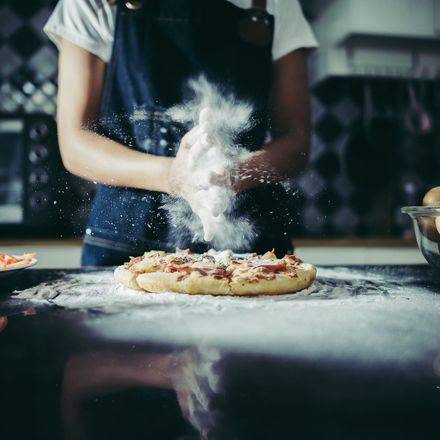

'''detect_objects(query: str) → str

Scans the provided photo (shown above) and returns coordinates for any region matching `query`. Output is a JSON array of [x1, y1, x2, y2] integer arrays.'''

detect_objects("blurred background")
[[0, 0, 439, 265]]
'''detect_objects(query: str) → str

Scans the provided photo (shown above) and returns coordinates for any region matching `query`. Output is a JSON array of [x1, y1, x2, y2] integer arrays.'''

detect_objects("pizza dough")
[[114, 250, 317, 296], [230, 267, 316, 295], [136, 271, 230, 295]]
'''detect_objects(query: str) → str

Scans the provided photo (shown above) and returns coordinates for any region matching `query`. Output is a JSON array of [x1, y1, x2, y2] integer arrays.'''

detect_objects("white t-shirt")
[[44, 0, 317, 62]]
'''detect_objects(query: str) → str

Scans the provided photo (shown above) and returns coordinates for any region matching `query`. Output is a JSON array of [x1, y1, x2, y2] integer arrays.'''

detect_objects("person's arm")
[[57, 39, 173, 193], [235, 49, 311, 192]]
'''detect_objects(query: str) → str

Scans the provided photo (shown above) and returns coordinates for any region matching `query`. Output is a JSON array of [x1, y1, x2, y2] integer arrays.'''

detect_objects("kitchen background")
[[0, 0, 439, 265]]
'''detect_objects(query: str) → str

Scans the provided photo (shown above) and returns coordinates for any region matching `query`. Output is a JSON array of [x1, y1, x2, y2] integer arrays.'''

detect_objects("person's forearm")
[[234, 132, 310, 192], [58, 128, 173, 193], [56, 40, 172, 194]]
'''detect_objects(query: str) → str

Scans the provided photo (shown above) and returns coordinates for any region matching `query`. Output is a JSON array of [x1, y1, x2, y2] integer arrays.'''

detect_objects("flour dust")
[[163, 76, 260, 250]]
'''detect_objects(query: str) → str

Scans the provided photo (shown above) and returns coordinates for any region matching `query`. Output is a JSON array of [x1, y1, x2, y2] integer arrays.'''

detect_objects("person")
[[44, 0, 318, 265]]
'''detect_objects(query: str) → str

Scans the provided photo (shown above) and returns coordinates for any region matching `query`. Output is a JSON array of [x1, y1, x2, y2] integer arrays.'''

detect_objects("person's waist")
[[84, 227, 173, 253]]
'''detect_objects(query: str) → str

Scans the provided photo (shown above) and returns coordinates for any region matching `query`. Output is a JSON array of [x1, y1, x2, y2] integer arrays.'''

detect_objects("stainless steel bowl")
[[402, 206, 440, 269]]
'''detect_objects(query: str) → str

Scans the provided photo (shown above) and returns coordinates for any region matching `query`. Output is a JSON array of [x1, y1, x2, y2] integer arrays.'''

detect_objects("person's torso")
[[85, 0, 291, 257]]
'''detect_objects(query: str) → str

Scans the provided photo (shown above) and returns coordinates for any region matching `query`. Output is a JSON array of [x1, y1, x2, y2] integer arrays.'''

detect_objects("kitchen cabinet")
[[315, 0, 440, 42], [311, 0, 440, 80]]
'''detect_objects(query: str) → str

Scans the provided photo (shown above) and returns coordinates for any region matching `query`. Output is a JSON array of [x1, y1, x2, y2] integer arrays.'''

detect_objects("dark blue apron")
[[82, 0, 292, 265]]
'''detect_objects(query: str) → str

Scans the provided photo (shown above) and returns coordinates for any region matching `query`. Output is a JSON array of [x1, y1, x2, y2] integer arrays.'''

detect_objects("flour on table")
[[13, 267, 393, 314], [11, 267, 440, 365]]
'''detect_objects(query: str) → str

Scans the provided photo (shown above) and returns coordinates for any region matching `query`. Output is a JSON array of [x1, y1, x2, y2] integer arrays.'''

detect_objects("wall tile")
[[0, 5, 21, 38], [0, 45, 22, 76]]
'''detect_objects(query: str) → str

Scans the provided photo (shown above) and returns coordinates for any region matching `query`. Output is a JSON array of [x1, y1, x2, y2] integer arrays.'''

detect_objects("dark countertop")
[[0, 265, 439, 439]]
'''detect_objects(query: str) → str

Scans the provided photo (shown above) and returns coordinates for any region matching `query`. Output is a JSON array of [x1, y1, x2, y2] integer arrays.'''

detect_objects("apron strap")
[[252, 0, 267, 11]]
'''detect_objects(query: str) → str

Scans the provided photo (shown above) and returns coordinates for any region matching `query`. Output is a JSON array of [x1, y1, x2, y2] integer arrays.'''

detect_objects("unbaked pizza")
[[114, 249, 316, 296]]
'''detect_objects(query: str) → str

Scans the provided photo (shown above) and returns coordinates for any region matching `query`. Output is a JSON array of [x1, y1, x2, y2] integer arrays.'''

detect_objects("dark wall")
[[0, 0, 57, 114], [290, 78, 440, 237]]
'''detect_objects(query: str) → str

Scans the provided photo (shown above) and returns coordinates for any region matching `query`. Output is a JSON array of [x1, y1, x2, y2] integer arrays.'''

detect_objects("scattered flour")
[[14, 267, 392, 314], [10, 267, 440, 365], [163, 76, 258, 248]]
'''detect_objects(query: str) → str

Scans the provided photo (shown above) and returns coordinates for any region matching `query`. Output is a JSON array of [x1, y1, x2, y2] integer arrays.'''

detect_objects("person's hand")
[[168, 108, 233, 241]]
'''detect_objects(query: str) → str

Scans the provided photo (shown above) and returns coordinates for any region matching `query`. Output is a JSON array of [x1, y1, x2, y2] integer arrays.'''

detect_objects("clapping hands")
[[168, 107, 234, 241]]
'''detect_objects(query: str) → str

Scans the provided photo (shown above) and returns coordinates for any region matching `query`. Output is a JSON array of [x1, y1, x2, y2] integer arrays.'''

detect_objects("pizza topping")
[[211, 268, 232, 279], [255, 260, 287, 271], [284, 255, 303, 265], [122, 249, 312, 289], [129, 255, 142, 263], [166, 257, 187, 266], [233, 271, 277, 283], [144, 250, 167, 259], [0, 252, 36, 270], [116, 249, 317, 295], [162, 263, 229, 278], [126, 255, 143, 268], [192, 267, 209, 276], [164, 254, 191, 264], [261, 249, 277, 260]]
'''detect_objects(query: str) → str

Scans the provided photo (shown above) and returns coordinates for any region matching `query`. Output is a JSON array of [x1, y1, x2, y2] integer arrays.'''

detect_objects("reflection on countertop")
[[0, 265, 439, 439]]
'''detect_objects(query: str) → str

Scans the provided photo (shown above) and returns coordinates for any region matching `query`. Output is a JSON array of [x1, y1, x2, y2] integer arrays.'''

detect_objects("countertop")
[[0, 265, 439, 439], [0, 238, 426, 267]]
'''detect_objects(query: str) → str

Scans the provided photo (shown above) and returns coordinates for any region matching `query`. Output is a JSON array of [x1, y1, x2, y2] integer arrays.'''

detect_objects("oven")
[[0, 113, 64, 237]]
